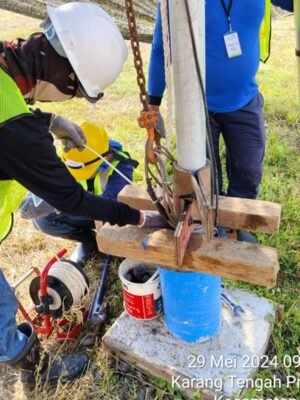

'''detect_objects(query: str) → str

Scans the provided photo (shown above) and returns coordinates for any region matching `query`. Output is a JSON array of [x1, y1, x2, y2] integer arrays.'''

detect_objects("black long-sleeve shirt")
[[0, 33, 140, 226], [0, 113, 140, 226]]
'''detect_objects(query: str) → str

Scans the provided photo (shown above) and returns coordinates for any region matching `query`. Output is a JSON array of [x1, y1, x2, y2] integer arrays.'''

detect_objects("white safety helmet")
[[43, 2, 128, 102]]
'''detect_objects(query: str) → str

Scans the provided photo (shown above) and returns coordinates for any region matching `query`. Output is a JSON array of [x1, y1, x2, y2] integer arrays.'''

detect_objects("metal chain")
[[145, 145, 178, 228], [125, 0, 149, 112], [125, 0, 178, 228], [125, 0, 215, 243]]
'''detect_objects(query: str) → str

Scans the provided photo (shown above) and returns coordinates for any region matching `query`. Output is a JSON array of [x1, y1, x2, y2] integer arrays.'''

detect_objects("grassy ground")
[[0, 9, 299, 400]]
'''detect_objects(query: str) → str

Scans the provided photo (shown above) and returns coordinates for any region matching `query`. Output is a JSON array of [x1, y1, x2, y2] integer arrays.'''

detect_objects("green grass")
[[224, 15, 300, 400], [0, 9, 299, 400]]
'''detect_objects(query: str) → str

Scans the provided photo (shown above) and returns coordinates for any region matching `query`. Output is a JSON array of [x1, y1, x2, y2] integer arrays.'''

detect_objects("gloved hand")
[[138, 211, 169, 228], [148, 105, 166, 138], [155, 112, 166, 138], [19, 193, 55, 219], [49, 114, 86, 152]]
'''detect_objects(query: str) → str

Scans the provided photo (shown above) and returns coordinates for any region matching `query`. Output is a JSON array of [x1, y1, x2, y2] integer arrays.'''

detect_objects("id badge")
[[224, 31, 242, 58]]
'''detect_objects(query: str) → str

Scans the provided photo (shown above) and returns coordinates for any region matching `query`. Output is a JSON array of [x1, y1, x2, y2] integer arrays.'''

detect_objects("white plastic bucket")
[[119, 259, 163, 320]]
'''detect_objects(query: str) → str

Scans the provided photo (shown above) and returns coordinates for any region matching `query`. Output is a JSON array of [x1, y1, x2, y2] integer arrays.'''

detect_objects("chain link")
[[125, 0, 176, 226], [124, 0, 215, 250], [125, 0, 149, 112]]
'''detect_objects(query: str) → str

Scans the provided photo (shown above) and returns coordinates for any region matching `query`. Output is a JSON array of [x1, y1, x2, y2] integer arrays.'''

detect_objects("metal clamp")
[[138, 111, 161, 164], [173, 162, 214, 265]]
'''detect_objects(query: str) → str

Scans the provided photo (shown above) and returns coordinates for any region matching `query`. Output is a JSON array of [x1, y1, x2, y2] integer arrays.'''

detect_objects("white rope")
[[83, 144, 133, 185], [48, 261, 89, 307], [161, 0, 173, 149]]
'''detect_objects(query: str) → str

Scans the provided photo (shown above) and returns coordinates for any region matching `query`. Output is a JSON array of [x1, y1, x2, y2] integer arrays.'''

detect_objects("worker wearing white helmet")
[[0, 1, 165, 390], [42, 2, 128, 103]]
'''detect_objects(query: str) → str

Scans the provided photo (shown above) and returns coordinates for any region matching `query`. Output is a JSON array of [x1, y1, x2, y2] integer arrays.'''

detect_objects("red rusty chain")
[[125, 0, 161, 164], [125, 0, 181, 228], [125, 0, 149, 112]]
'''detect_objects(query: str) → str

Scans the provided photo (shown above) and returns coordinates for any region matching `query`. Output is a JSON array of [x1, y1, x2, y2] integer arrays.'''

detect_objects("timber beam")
[[118, 185, 282, 234], [97, 225, 279, 287]]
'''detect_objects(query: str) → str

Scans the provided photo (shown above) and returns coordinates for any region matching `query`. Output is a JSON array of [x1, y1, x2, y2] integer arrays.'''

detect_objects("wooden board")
[[97, 225, 279, 287], [118, 185, 281, 234]]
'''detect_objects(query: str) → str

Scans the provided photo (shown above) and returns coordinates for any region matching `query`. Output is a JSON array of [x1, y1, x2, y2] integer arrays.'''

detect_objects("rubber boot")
[[69, 240, 98, 267], [236, 230, 257, 243], [5, 323, 88, 388], [215, 226, 237, 240], [61, 230, 98, 267], [216, 226, 257, 243]]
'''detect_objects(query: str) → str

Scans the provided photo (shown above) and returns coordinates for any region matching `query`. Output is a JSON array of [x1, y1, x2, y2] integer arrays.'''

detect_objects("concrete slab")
[[103, 286, 276, 400]]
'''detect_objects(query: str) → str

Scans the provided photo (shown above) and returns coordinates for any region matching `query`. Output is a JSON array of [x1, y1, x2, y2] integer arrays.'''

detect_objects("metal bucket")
[[119, 259, 163, 320]]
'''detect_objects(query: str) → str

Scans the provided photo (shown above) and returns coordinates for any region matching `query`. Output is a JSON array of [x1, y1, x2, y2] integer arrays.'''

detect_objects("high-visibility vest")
[[0, 67, 32, 244], [0, 66, 33, 127], [0, 181, 27, 244], [78, 149, 136, 194], [79, 158, 121, 195], [260, 0, 272, 63]]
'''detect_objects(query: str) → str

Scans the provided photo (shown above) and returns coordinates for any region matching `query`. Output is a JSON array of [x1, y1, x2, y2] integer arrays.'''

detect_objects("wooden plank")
[[97, 225, 279, 287], [118, 185, 281, 234], [216, 196, 281, 235], [118, 185, 156, 210]]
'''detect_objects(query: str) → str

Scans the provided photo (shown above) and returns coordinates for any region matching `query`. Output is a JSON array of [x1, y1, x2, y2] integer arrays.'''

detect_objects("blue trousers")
[[209, 93, 266, 199], [0, 270, 28, 362], [0, 162, 134, 363], [33, 213, 96, 242], [33, 161, 134, 241]]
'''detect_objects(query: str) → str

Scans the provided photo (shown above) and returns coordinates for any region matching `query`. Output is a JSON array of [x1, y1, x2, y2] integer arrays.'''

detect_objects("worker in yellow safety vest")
[[20, 122, 139, 265], [0, 2, 164, 389]]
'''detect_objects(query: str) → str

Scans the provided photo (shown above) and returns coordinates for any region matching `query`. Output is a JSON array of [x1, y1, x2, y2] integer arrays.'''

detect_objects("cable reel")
[[29, 259, 89, 319]]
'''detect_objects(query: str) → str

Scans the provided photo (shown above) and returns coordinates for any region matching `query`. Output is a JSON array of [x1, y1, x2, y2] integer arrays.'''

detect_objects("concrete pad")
[[103, 286, 276, 400]]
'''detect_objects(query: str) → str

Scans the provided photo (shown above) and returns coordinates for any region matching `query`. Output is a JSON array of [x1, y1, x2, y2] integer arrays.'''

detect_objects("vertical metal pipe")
[[165, 1, 221, 344], [294, 0, 300, 97], [169, 0, 206, 171]]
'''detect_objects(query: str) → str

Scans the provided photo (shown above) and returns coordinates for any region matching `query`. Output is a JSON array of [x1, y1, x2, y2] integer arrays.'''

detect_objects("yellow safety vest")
[[0, 181, 27, 244], [260, 0, 272, 63], [0, 66, 33, 127], [0, 67, 32, 243], [79, 154, 128, 195]]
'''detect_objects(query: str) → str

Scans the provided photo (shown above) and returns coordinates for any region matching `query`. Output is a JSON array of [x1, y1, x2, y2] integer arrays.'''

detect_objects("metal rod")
[[12, 267, 36, 290], [83, 144, 133, 185], [87, 255, 110, 330], [169, 0, 206, 171]]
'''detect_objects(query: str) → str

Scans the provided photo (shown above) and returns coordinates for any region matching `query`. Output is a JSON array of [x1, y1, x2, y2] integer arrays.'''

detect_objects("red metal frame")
[[18, 249, 88, 341]]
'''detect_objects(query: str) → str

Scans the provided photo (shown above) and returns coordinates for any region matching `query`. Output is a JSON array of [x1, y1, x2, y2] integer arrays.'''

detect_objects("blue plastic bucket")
[[159, 269, 221, 343]]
